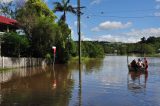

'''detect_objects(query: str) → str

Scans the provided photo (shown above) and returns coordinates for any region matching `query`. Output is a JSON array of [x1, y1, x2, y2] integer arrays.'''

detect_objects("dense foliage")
[[101, 36, 160, 55], [81, 41, 105, 58], [2, 32, 30, 57]]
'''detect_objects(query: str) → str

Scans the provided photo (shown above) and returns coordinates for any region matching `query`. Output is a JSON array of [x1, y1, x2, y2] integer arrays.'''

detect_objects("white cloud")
[[90, 0, 101, 5], [97, 34, 120, 42], [100, 21, 132, 30], [91, 21, 132, 32], [126, 28, 160, 38], [96, 34, 137, 43], [82, 36, 93, 41], [87, 28, 160, 43], [104, 28, 160, 43], [81, 34, 138, 43], [80, 32, 93, 41]]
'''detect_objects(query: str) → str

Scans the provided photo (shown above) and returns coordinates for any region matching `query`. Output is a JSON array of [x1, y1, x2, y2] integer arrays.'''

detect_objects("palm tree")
[[53, 0, 77, 22]]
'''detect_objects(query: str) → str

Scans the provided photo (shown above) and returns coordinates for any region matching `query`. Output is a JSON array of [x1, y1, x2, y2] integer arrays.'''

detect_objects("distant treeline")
[[100, 36, 160, 55], [75, 36, 160, 56], [2, 35, 160, 62]]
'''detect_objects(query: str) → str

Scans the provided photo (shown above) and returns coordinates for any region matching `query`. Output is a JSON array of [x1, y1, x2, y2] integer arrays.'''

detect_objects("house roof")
[[0, 16, 17, 25]]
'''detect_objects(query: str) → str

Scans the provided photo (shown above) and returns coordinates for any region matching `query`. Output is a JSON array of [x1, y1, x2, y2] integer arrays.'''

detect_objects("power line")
[[83, 14, 160, 19], [84, 8, 159, 14], [82, 8, 160, 19]]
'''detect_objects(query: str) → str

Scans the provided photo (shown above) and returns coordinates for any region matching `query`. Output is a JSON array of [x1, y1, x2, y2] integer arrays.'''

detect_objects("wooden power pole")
[[77, 0, 81, 64]]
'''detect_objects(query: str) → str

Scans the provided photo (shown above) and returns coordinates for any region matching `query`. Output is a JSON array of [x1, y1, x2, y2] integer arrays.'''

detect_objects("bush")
[[81, 41, 105, 58]]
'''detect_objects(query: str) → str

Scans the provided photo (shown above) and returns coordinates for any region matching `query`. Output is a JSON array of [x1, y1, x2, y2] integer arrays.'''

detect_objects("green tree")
[[140, 37, 146, 43], [55, 21, 72, 63], [53, 0, 77, 21], [81, 41, 104, 58], [31, 17, 58, 57], [16, 0, 58, 58], [2, 32, 30, 57], [16, 0, 56, 39]]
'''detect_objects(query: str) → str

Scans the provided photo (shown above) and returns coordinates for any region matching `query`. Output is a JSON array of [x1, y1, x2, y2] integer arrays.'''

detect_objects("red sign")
[[52, 46, 56, 55]]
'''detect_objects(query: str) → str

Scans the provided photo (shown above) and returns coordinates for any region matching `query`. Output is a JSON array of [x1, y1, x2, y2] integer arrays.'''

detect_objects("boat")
[[128, 65, 147, 72]]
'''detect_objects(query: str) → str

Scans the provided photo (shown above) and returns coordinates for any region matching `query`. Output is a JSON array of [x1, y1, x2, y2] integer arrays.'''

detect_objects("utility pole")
[[77, 0, 81, 64]]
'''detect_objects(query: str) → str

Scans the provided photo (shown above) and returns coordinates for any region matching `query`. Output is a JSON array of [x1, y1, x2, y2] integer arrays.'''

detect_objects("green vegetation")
[[100, 36, 160, 56], [2, 32, 30, 57], [81, 41, 105, 58], [0, 68, 16, 73], [53, 0, 77, 21]]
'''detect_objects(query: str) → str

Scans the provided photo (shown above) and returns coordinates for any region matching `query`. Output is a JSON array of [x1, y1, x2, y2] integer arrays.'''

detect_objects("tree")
[[16, 0, 58, 58], [2, 32, 30, 57], [55, 21, 72, 63], [81, 41, 104, 58], [53, 0, 77, 21], [31, 17, 58, 57], [140, 37, 146, 43], [16, 0, 56, 39]]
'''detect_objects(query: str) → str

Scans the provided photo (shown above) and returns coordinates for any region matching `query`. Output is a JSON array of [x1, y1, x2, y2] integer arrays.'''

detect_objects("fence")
[[0, 57, 47, 68]]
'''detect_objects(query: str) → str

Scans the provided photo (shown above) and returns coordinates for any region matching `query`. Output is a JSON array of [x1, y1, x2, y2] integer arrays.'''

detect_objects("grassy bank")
[[0, 68, 11, 72], [145, 54, 160, 57], [0, 68, 16, 73]]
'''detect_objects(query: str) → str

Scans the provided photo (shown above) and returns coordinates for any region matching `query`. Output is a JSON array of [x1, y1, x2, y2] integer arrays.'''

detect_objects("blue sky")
[[46, 0, 160, 43]]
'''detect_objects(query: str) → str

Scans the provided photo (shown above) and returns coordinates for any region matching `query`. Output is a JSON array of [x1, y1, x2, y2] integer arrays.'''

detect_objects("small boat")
[[128, 65, 147, 72]]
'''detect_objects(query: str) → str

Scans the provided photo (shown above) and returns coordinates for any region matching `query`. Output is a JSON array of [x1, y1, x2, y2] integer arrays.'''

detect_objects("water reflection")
[[68, 58, 104, 74], [0, 56, 160, 106], [0, 66, 74, 106], [127, 70, 148, 93], [78, 64, 82, 106], [84, 59, 103, 74], [0, 67, 47, 83]]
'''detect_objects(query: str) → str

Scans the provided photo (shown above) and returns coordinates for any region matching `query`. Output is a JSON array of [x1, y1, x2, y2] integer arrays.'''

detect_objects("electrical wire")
[[84, 14, 159, 19]]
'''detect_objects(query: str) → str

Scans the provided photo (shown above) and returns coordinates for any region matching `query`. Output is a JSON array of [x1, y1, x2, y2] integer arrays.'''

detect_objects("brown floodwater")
[[0, 56, 160, 106]]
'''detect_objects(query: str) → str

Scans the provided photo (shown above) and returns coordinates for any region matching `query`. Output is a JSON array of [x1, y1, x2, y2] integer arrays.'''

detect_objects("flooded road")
[[0, 56, 160, 106]]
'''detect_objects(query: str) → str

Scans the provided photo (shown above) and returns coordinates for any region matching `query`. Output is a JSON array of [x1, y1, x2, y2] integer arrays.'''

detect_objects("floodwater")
[[0, 56, 160, 106]]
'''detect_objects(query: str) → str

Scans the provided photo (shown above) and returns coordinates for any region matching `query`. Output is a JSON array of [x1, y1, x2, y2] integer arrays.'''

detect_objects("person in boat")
[[143, 58, 148, 69], [130, 59, 138, 68], [137, 58, 143, 68]]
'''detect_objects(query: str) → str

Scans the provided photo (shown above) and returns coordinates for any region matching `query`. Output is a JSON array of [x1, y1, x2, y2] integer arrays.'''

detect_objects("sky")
[[2, 0, 160, 43], [47, 0, 160, 43]]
